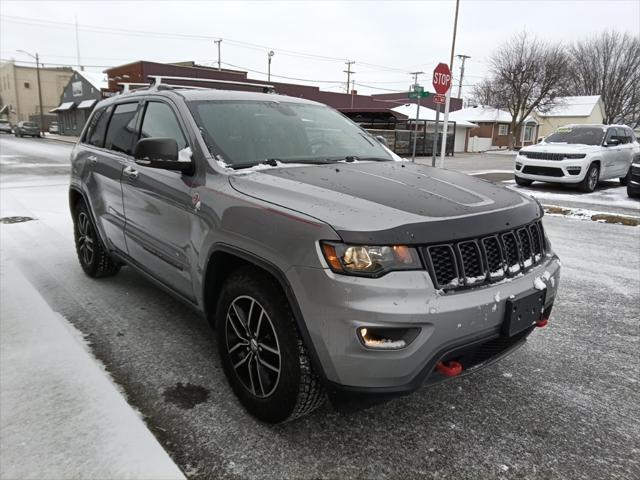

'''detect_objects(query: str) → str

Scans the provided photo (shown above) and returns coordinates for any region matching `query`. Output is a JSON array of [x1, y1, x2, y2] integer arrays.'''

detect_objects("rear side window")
[[85, 107, 110, 147], [140, 102, 188, 150], [104, 103, 140, 155]]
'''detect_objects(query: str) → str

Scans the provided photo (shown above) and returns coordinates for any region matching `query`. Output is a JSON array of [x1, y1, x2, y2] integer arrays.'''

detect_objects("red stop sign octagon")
[[433, 63, 452, 95]]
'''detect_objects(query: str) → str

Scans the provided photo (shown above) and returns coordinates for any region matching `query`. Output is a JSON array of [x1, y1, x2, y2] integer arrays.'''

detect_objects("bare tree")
[[490, 32, 568, 148], [568, 31, 640, 127], [470, 78, 506, 108]]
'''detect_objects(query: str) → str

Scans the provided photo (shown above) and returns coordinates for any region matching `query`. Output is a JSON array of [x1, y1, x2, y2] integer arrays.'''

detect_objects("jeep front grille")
[[519, 151, 586, 160], [423, 221, 546, 290]]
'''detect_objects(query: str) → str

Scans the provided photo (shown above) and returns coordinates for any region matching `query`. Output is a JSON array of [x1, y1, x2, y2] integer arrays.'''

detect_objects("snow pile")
[[534, 276, 547, 291], [0, 263, 185, 480]]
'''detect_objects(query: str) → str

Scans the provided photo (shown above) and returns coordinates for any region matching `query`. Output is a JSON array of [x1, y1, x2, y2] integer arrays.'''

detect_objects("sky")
[[1, 0, 639, 97]]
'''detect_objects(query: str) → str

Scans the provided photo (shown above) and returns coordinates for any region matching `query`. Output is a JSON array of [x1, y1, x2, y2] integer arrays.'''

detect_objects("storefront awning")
[[52, 102, 75, 112], [77, 99, 97, 109]]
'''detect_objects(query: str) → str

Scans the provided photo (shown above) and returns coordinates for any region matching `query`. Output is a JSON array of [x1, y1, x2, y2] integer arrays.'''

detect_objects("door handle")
[[123, 166, 139, 180], [88, 155, 98, 165]]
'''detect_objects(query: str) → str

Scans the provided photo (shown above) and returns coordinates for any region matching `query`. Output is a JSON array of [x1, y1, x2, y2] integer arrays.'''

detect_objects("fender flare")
[[203, 243, 331, 384]]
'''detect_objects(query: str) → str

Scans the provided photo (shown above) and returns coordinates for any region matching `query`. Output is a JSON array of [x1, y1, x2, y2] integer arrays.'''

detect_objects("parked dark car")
[[48, 121, 60, 134], [627, 153, 640, 198], [14, 121, 41, 138], [0, 119, 12, 134], [69, 86, 561, 423]]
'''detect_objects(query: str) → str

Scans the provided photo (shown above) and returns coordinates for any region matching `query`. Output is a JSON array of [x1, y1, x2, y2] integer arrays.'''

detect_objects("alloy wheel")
[[225, 295, 281, 398], [588, 167, 598, 190], [77, 212, 95, 266]]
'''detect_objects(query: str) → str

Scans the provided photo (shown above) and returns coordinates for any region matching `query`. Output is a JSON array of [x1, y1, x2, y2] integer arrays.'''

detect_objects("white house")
[[534, 95, 605, 138]]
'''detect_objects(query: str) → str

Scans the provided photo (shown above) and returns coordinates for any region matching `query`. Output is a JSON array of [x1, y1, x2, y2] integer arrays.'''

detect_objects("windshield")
[[23, 122, 38, 128], [187, 100, 393, 168], [544, 126, 604, 146]]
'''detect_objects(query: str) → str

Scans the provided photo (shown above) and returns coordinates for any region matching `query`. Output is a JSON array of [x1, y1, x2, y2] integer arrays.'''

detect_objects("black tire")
[[620, 168, 630, 186], [628, 185, 639, 198], [73, 202, 121, 277], [215, 267, 325, 423], [515, 175, 533, 187], [579, 163, 599, 192]]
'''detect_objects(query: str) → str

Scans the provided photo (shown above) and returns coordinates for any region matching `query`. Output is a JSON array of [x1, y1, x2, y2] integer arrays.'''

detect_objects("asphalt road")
[[1, 135, 639, 479]]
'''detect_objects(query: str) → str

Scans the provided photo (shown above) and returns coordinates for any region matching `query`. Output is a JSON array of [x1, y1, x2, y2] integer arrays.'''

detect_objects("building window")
[[23, 81, 30, 89], [498, 124, 508, 136], [524, 125, 535, 142]]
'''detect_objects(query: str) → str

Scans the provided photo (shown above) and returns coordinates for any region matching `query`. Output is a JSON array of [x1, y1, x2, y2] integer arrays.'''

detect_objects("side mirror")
[[605, 138, 620, 147], [134, 137, 191, 172], [375, 135, 389, 147]]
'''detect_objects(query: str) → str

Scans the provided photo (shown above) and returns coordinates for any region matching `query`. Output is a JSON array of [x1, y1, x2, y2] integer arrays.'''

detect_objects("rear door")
[[80, 104, 137, 253], [121, 99, 196, 299], [618, 128, 635, 176]]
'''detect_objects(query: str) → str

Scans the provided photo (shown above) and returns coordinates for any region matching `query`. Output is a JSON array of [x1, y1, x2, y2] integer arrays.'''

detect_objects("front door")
[[601, 128, 624, 179], [121, 100, 196, 300]]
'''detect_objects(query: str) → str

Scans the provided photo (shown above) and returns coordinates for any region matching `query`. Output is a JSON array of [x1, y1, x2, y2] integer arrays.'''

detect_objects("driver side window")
[[140, 102, 188, 151]]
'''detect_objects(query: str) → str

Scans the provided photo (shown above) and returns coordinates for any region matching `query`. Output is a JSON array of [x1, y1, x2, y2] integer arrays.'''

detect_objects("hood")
[[521, 143, 600, 154], [229, 161, 541, 244]]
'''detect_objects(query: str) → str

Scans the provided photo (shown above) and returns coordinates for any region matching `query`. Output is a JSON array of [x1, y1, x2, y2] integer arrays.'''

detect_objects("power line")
[[0, 14, 413, 73]]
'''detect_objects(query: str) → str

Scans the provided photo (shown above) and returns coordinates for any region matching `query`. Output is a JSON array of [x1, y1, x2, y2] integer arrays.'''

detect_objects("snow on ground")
[[0, 261, 185, 480], [508, 181, 640, 212], [487, 149, 517, 156]]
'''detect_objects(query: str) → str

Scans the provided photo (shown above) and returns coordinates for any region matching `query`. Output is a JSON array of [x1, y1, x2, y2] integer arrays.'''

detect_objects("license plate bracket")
[[502, 289, 546, 337]]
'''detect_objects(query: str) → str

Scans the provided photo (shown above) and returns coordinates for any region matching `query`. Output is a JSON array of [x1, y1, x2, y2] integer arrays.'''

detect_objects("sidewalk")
[[43, 133, 79, 144], [0, 261, 185, 480]]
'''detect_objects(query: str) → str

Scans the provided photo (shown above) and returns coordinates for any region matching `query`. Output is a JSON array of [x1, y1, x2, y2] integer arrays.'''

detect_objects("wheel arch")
[[202, 244, 329, 383]]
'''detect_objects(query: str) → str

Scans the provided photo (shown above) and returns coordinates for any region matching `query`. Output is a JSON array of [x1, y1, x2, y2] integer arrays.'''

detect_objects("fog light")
[[566, 166, 581, 176], [515, 162, 523, 170], [357, 327, 419, 350]]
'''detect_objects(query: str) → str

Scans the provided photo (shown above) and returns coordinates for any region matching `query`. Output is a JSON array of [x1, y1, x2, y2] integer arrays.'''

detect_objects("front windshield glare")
[[188, 100, 393, 167], [544, 127, 604, 146]]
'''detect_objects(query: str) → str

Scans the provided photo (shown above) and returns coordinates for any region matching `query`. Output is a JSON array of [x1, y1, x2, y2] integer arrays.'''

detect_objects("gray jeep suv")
[[69, 87, 561, 423]]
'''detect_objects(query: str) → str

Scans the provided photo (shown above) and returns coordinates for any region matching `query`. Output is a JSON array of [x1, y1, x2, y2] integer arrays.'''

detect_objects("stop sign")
[[433, 63, 452, 95]]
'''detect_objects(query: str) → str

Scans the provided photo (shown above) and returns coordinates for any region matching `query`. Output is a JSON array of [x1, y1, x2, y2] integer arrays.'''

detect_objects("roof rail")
[[148, 75, 275, 93]]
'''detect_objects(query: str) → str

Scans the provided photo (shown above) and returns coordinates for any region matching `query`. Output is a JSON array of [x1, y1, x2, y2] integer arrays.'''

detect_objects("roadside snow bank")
[[0, 262, 185, 480]]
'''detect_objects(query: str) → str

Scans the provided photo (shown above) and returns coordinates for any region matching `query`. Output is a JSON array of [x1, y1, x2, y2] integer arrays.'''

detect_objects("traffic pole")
[[439, 87, 452, 168], [439, 0, 460, 169], [432, 103, 440, 166], [412, 98, 420, 162]]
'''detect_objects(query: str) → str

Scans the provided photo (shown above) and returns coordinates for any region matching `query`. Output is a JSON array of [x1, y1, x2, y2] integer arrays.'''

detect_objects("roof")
[[77, 99, 97, 109], [391, 104, 478, 128], [51, 101, 74, 112], [96, 87, 325, 108], [448, 106, 538, 125], [536, 95, 601, 117], [448, 106, 512, 123], [75, 70, 108, 91]]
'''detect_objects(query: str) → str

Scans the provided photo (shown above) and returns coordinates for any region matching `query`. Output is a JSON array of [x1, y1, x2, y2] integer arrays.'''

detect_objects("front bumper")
[[287, 254, 560, 393], [515, 156, 588, 183]]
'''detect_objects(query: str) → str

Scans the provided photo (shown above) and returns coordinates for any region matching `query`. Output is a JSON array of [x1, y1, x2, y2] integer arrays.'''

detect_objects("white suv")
[[514, 124, 639, 192]]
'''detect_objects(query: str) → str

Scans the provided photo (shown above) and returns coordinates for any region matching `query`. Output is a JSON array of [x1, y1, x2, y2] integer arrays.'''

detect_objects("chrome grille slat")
[[423, 221, 545, 291]]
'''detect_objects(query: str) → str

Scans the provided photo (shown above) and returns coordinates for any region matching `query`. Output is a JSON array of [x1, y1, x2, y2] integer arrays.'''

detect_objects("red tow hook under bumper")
[[436, 360, 463, 377]]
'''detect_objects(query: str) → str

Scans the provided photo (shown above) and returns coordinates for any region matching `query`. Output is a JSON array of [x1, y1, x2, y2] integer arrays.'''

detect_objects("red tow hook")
[[436, 360, 463, 377], [535, 318, 549, 328]]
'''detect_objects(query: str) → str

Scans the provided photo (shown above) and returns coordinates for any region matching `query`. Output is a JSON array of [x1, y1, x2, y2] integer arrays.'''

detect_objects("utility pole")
[[36, 53, 44, 135], [267, 51, 275, 81], [456, 54, 470, 99], [439, 0, 460, 168], [344, 60, 355, 93], [350, 79, 355, 108], [18, 50, 45, 134], [409, 71, 424, 162], [214, 39, 222, 71], [75, 16, 82, 70]]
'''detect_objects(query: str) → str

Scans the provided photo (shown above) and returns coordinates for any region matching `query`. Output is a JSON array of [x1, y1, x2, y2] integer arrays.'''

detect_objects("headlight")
[[320, 242, 422, 277]]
